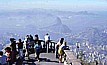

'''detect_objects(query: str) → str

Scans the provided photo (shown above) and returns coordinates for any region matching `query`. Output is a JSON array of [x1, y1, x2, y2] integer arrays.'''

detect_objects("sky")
[[0, 0, 107, 11]]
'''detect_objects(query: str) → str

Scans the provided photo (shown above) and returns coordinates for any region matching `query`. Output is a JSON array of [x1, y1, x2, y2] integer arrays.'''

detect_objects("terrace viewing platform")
[[1, 39, 82, 65], [14, 51, 81, 65]]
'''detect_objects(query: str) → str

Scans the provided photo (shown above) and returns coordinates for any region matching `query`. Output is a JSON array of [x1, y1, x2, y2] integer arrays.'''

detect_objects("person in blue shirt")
[[34, 40, 41, 62], [0, 51, 7, 65]]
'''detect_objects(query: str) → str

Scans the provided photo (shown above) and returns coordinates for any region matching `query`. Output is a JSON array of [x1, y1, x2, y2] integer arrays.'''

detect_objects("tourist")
[[29, 34, 34, 48], [55, 38, 64, 58], [10, 38, 16, 62], [17, 39, 24, 59], [5, 47, 12, 65], [34, 34, 39, 42], [58, 41, 66, 63], [44, 33, 50, 53], [34, 40, 42, 62], [0, 51, 7, 65], [25, 35, 31, 58]]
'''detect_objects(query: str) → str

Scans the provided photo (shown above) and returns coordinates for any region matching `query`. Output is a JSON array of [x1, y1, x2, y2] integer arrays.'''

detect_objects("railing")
[[64, 50, 81, 65], [39, 40, 57, 53], [44, 40, 82, 65], [42, 40, 82, 65]]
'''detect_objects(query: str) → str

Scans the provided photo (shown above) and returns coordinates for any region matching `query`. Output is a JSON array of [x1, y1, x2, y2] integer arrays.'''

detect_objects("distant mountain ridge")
[[69, 27, 107, 45], [0, 8, 72, 41]]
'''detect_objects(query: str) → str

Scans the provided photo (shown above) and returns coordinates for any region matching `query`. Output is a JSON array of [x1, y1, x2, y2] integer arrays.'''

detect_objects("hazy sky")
[[0, 0, 107, 11]]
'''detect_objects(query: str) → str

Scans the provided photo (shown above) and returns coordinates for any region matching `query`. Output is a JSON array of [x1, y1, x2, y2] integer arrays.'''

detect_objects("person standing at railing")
[[29, 34, 34, 48], [10, 38, 16, 63], [23, 35, 28, 56], [55, 38, 64, 58], [29, 34, 33, 42], [34, 34, 39, 44], [17, 39, 24, 59], [44, 33, 50, 53], [34, 40, 42, 62], [25, 35, 31, 59], [58, 41, 66, 63]]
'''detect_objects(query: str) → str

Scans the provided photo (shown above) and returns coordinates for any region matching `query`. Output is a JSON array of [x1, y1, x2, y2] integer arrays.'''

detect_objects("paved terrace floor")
[[13, 53, 64, 65]]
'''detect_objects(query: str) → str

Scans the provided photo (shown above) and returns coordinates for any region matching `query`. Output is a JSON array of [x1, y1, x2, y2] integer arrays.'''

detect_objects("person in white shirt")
[[44, 33, 50, 53], [23, 35, 30, 57], [0, 51, 7, 65]]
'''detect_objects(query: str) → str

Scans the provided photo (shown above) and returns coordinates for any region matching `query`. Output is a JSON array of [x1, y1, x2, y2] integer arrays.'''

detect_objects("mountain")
[[0, 12, 60, 29], [41, 23, 71, 33], [1, 8, 106, 33], [1, 8, 107, 46], [0, 9, 67, 28], [68, 27, 107, 45], [40, 17, 71, 34], [0, 8, 72, 36]]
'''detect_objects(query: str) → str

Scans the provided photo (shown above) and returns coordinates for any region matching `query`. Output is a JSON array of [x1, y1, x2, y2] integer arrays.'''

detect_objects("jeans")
[[18, 49, 23, 58]]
